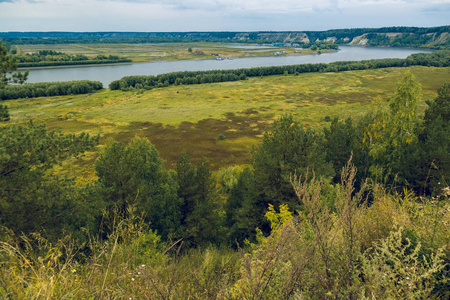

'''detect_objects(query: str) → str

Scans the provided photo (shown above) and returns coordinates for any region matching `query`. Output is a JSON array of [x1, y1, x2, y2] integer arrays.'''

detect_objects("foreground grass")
[[3, 66, 450, 177], [1, 166, 449, 299]]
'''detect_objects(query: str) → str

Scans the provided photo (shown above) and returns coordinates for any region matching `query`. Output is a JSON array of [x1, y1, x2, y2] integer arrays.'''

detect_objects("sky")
[[0, 0, 449, 32]]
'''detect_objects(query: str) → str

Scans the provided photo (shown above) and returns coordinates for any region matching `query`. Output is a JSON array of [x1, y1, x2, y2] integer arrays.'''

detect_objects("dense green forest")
[[110, 50, 450, 91], [1, 26, 449, 48]]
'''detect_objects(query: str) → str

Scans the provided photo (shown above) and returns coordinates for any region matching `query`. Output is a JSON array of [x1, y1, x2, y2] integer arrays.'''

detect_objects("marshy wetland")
[[5, 65, 449, 180]]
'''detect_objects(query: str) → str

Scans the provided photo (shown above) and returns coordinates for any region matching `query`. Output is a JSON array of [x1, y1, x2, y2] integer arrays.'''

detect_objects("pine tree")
[[0, 122, 98, 240], [95, 137, 181, 238], [417, 83, 450, 195], [175, 154, 221, 247], [1, 42, 28, 88]]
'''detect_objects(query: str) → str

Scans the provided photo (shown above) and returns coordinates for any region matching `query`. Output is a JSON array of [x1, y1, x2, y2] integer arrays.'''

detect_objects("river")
[[25, 46, 431, 87]]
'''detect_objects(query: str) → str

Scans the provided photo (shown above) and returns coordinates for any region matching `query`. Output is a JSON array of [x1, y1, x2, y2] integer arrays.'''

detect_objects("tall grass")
[[1, 162, 448, 299]]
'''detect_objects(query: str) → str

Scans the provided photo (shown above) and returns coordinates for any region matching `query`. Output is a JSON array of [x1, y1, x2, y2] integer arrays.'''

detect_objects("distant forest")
[[1, 26, 449, 48]]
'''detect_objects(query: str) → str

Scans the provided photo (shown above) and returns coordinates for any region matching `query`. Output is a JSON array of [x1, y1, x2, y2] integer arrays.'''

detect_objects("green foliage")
[[0, 159, 448, 299], [324, 117, 357, 183], [366, 33, 391, 46], [175, 153, 222, 247], [353, 78, 449, 195], [225, 115, 334, 244], [230, 210, 299, 299], [0, 42, 28, 89], [251, 114, 333, 211], [0, 104, 10, 122], [0, 122, 99, 240], [417, 83, 450, 195], [407, 50, 450, 67], [361, 226, 446, 299], [0, 80, 103, 100], [215, 165, 243, 195], [423, 83, 450, 127], [366, 32, 442, 48], [14, 49, 130, 68], [363, 72, 423, 188], [95, 137, 181, 238], [225, 167, 258, 245], [388, 71, 421, 147], [265, 203, 293, 231], [320, 79, 448, 197]]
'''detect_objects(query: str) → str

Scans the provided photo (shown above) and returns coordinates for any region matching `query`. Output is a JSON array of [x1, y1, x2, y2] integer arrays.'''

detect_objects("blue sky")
[[0, 0, 449, 32]]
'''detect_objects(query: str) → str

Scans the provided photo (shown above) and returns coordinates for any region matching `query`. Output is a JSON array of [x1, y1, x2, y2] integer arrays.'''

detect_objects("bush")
[[217, 134, 226, 140], [0, 105, 10, 122]]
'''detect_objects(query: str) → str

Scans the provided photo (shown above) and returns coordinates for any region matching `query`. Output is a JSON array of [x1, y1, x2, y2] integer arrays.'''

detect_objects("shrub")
[[0, 105, 10, 122]]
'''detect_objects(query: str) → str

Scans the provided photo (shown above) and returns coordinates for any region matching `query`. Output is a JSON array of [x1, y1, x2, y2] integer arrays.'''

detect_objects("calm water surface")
[[26, 46, 431, 87]]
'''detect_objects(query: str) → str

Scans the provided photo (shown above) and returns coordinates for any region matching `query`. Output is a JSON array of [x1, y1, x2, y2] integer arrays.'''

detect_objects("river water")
[[25, 46, 431, 87]]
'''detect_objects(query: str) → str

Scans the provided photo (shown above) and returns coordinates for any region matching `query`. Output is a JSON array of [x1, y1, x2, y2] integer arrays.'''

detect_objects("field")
[[15, 42, 324, 63], [3, 66, 449, 180]]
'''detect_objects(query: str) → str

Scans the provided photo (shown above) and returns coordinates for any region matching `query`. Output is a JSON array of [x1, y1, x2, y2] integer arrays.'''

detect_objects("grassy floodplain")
[[15, 42, 326, 63], [3, 66, 449, 180]]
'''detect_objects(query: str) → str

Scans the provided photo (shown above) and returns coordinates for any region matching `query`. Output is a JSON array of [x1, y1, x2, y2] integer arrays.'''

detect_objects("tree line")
[[306, 26, 450, 47], [17, 59, 131, 68], [15, 50, 131, 68], [110, 50, 450, 91], [0, 80, 103, 100], [1, 26, 448, 48], [364, 32, 439, 48]]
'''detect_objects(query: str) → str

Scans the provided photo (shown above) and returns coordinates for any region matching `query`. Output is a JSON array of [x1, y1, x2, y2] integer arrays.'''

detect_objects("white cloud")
[[103, 0, 450, 11]]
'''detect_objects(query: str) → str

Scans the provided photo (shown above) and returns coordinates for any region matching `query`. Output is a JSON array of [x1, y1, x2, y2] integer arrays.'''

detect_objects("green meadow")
[[16, 42, 323, 63], [4, 66, 449, 179]]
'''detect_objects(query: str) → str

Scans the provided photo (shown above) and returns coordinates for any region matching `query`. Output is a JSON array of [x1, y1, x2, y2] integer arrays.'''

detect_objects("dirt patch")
[[102, 113, 271, 170], [242, 108, 259, 115]]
